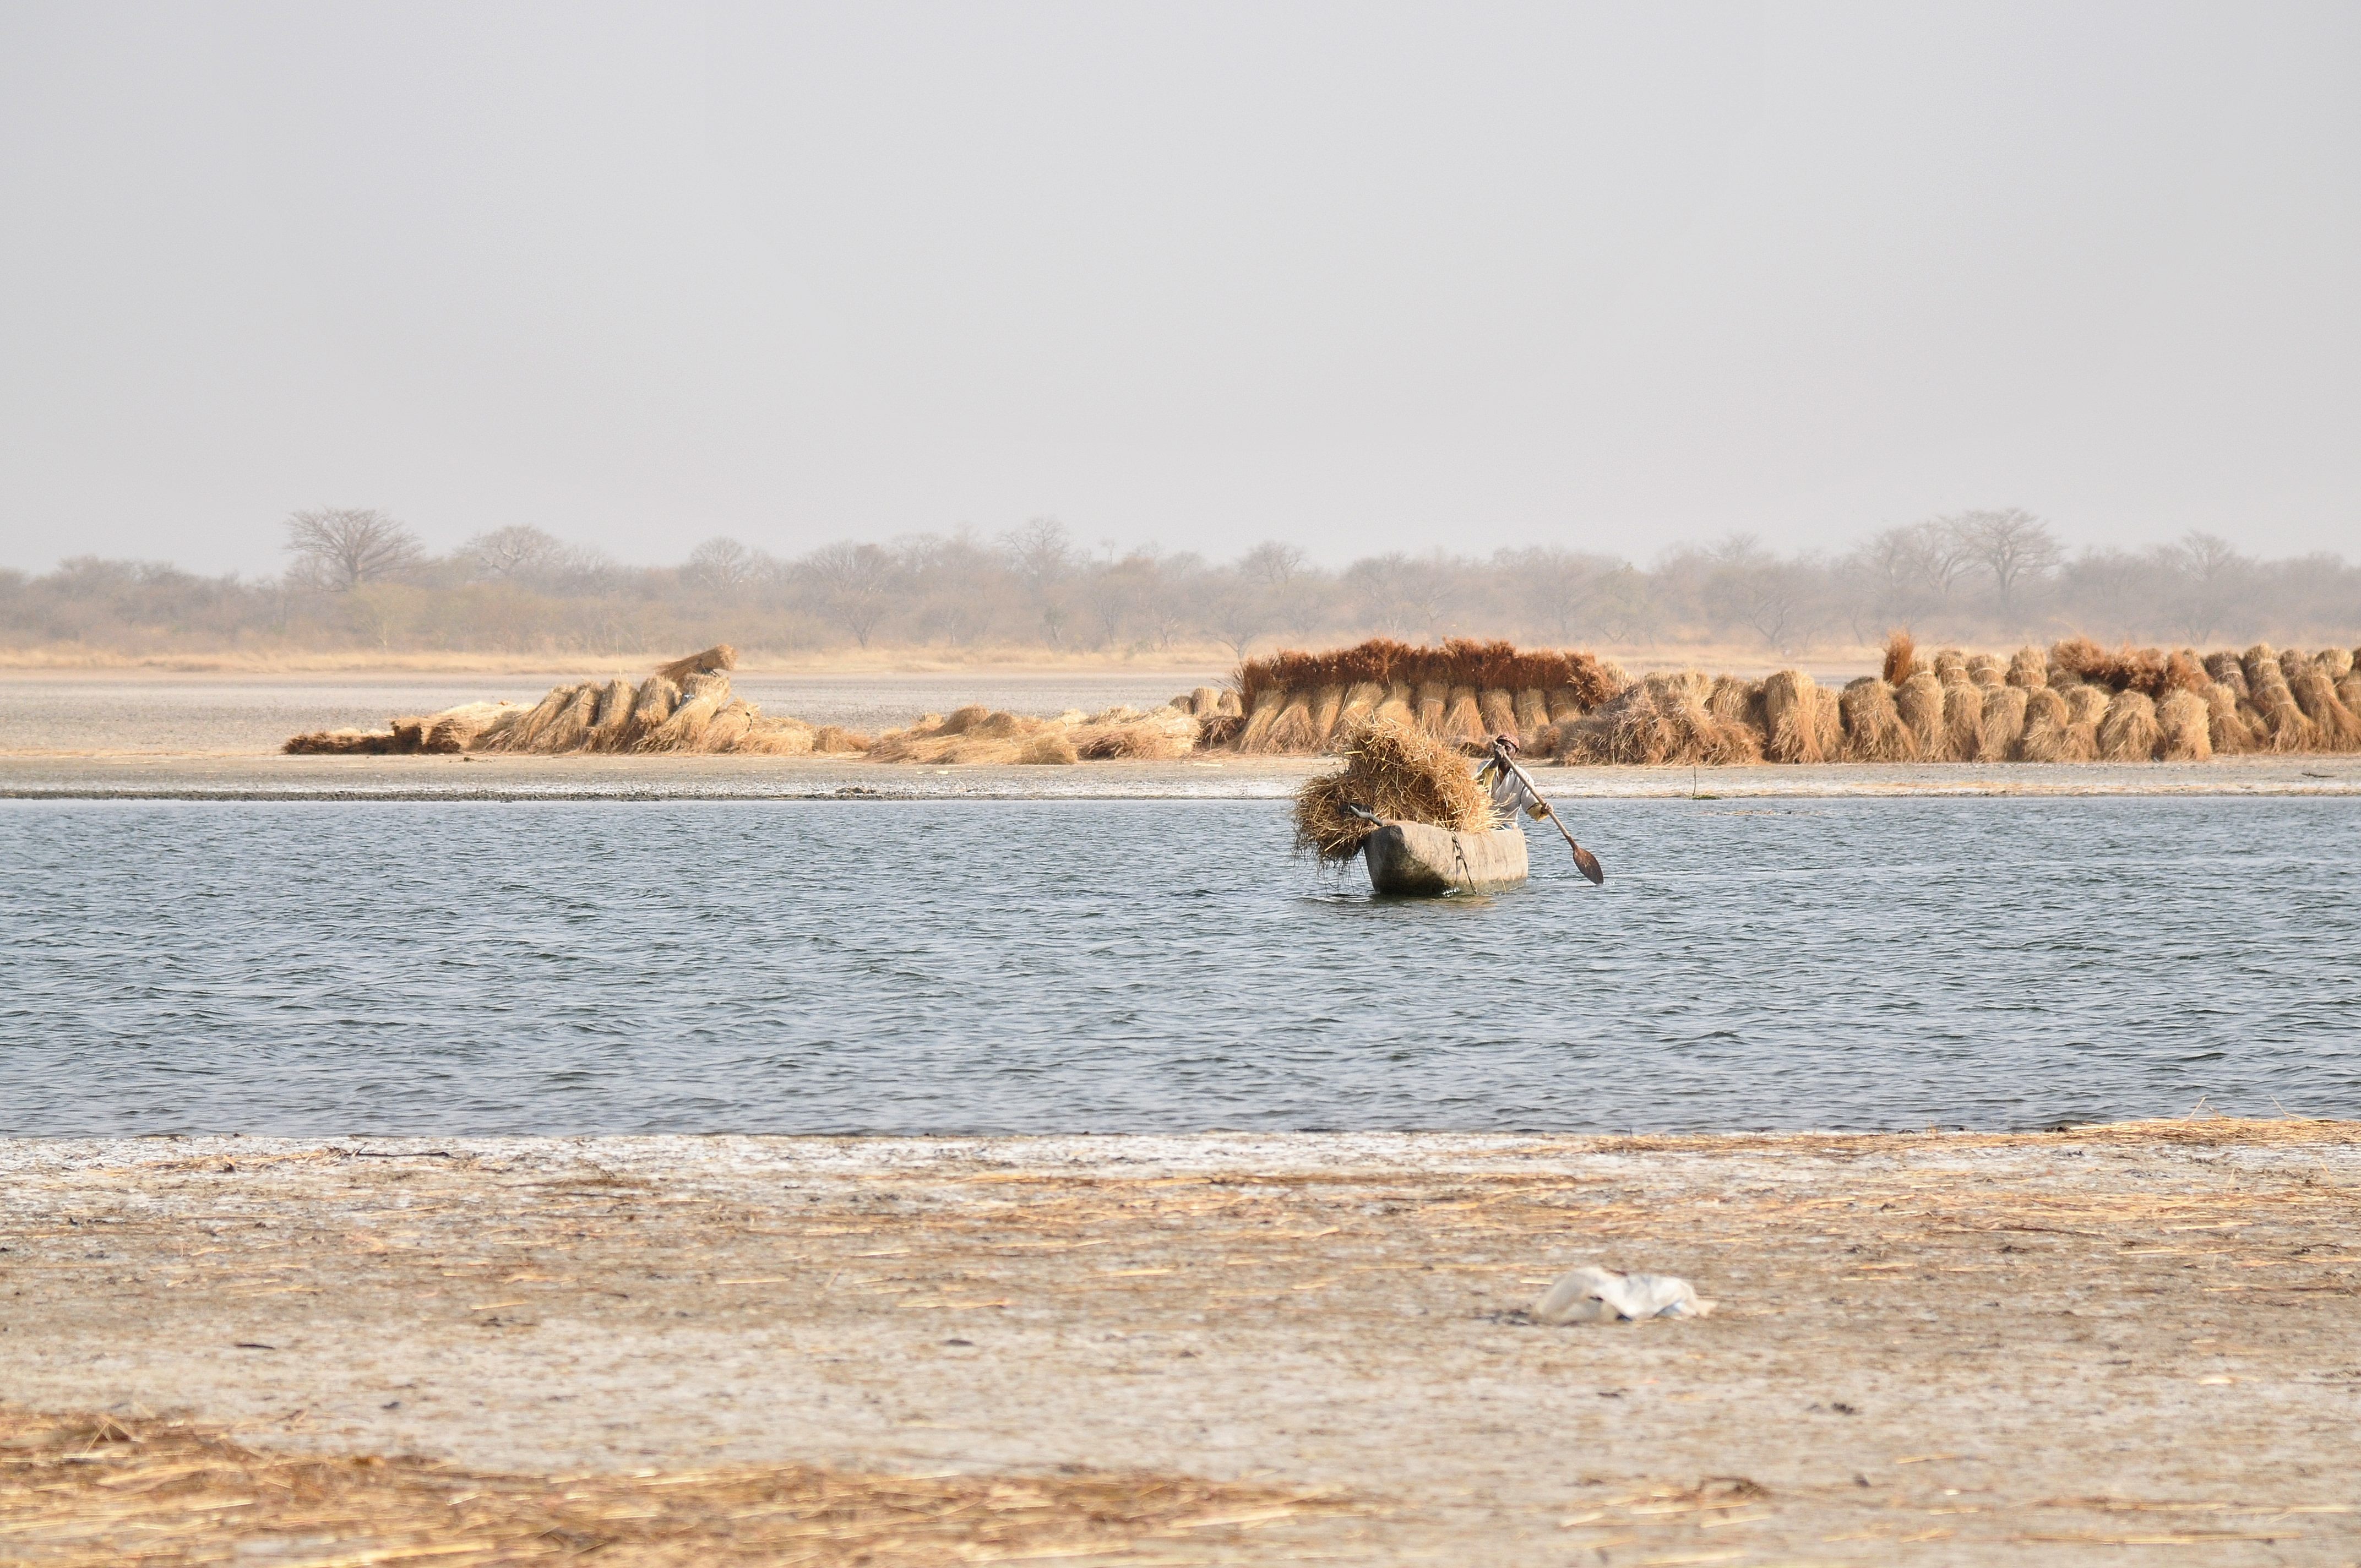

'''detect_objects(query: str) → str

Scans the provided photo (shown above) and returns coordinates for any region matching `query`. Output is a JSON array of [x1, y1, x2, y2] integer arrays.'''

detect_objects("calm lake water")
[[4, 798, 2356, 1135]]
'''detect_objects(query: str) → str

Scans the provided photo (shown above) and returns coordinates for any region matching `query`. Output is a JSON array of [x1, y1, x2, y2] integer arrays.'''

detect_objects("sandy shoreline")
[[6, 1121, 2357, 1563]]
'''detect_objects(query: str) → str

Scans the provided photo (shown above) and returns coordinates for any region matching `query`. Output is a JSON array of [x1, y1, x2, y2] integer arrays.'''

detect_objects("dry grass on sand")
[[0, 1409, 1339, 1567], [3, 1118, 2359, 1564]]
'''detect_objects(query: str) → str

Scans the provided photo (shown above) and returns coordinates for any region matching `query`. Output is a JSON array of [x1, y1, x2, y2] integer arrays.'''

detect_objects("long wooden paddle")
[[1495, 748, 1604, 885]]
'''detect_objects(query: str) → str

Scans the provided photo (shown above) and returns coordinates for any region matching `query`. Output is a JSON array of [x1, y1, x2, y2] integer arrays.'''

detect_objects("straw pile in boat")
[[1293, 716, 1495, 861]]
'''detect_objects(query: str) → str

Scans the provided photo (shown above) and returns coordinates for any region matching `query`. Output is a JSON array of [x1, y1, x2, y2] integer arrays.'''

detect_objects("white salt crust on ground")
[[4, 1125, 2357, 1564]]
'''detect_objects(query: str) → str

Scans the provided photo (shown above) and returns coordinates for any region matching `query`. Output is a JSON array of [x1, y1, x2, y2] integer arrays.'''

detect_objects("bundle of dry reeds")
[[281, 651, 872, 759], [1553, 670, 1760, 765], [1238, 636, 1624, 716], [654, 643, 737, 684], [1228, 638, 1629, 754], [1292, 715, 1495, 861], [1759, 669, 1832, 763], [864, 702, 1196, 765], [1838, 677, 1916, 761], [1881, 629, 1921, 686]]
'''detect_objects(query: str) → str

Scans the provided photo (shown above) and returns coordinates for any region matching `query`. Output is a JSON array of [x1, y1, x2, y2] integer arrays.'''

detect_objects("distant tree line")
[[2, 505, 2354, 660]]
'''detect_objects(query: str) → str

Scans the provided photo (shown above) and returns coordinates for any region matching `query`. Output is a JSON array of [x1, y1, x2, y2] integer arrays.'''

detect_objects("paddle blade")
[[1569, 842, 1604, 885]]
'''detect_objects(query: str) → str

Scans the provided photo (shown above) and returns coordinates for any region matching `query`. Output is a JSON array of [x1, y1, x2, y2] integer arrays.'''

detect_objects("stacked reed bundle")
[[282, 646, 872, 758], [1292, 715, 1495, 861], [1209, 630, 2361, 767], [1232, 638, 1625, 756], [1551, 670, 1761, 766], [864, 702, 1199, 765]]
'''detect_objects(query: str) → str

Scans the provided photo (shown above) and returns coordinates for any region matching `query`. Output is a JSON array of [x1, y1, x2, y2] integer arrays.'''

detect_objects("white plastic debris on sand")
[[1530, 1265, 1713, 1324]]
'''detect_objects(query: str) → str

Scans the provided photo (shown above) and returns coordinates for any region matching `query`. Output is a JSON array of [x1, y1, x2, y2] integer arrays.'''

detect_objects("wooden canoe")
[[1361, 819, 1529, 895]]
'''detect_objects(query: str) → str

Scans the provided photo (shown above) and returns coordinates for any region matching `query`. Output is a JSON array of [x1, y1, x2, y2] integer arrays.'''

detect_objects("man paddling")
[[1476, 734, 1547, 824], [1478, 734, 1606, 884]]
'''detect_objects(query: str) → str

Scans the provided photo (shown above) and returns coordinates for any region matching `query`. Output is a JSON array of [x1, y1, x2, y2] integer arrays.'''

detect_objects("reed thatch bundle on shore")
[[863, 701, 1196, 765], [653, 643, 737, 684], [1552, 671, 1759, 766], [1942, 683, 1987, 760], [281, 651, 871, 759], [1838, 677, 1916, 761], [2017, 687, 2083, 762], [1292, 716, 1494, 862], [1979, 685, 2031, 761], [1896, 672, 1947, 759], [1759, 670, 1829, 763], [2157, 688, 2212, 761], [2096, 689, 2162, 761], [1881, 630, 1919, 686], [1238, 637, 1623, 718]]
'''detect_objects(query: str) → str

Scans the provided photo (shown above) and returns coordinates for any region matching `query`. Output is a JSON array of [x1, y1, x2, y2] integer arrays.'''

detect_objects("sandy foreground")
[[4, 1122, 2358, 1565]]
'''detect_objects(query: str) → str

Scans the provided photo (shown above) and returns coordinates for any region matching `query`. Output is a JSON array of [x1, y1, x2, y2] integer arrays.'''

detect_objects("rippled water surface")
[[4, 798, 2357, 1134]]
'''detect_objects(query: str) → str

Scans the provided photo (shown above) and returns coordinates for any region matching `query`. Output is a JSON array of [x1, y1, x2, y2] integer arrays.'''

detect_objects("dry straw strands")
[[1441, 686, 1487, 745], [1237, 636, 1622, 717], [1553, 669, 1759, 766], [0, 1407, 1339, 1568], [2290, 664, 2361, 748], [2020, 687, 2096, 763], [866, 703, 1195, 765], [2096, 689, 2163, 761], [1882, 628, 1920, 685], [1979, 684, 2031, 761], [652, 643, 737, 684], [1293, 715, 1494, 861], [1896, 671, 1948, 759], [1838, 677, 1916, 761], [1943, 682, 1988, 760], [2156, 688, 2212, 761], [1512, 687, 1551, 736], [629, 673, 681, 736], [1760, 669, 1830, 763], [2201, 682, 2257, 754], [284, 655, 874, 759]]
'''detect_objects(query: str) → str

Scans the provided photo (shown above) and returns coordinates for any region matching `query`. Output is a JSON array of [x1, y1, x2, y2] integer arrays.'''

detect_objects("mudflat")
[[5, 1121, 2356, 1564]]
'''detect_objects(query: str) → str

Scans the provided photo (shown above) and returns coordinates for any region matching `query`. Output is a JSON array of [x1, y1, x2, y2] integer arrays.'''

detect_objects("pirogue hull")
[[1361, 820, 1529, 895]]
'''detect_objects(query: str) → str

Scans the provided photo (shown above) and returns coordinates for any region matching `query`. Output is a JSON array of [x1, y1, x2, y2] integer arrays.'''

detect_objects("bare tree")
[[1586, 564, 1662, 642], [1502, 547, 1612, 642], [1007, 518, 1074, 589], [799, 542, 897, 647], [1904, 518, 1979, 602], [1696, 536, 1823, 652], [686, 537, 758, 592], [1953, 508, 2062, 616], [283, 508, 423, 591], [1239, 541, 1323, 634], [2161, 531, 2253, 642], [458, 525, 570, 581]]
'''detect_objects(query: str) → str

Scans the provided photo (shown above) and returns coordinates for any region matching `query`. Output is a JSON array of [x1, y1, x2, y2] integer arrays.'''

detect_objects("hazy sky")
[[2, 1, 2357, 575]]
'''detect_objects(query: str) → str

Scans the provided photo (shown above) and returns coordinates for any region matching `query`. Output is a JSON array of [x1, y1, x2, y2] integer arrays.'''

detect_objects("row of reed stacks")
[[286, 646, 870, 756], [1209, 635, 2361, 764]]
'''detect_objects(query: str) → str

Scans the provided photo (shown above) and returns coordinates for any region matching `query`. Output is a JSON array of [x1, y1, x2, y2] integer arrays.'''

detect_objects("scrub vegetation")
[[9, 509, 2359, 664]]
